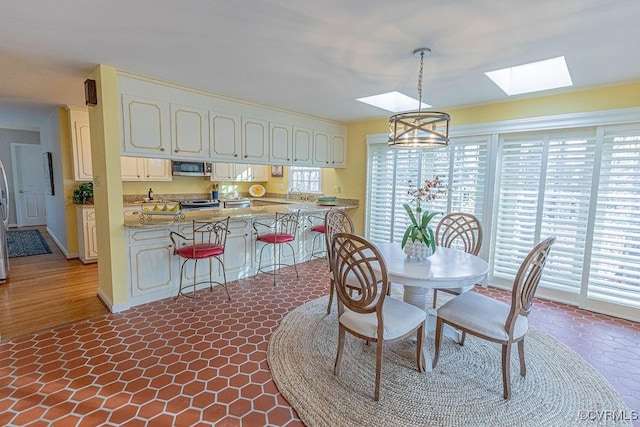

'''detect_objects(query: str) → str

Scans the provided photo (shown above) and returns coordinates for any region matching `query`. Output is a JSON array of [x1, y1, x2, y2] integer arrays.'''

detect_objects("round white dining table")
[[373, 242, 490, 311], [372, 243, 489, 371]]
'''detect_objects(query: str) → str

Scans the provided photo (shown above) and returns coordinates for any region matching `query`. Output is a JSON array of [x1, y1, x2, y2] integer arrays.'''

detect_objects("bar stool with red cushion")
[[253, 210, 301, 285], [169, 217, 231, 307], [307, 214, 327, 260]]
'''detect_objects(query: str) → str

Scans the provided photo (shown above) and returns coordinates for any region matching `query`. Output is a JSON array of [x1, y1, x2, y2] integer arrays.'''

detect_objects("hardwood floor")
[[0, 226, 107, 340]]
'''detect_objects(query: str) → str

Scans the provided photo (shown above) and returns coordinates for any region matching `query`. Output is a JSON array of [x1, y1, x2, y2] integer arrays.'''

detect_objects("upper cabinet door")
[[68, 106, 93, 181], [121, 156, 144, 181], [269, 123, 292, 165], [312, 131, 331, 166], [211, 163, 234, 181], [170, 104, 209, 158], [250, 164, 269, 182], [292, 127, 313, 166], [144, 158, 172, 181], [331, 134, 347, 168], [210, 112, 241, 161], [122, 95, 171, 157], [241, 117, 268, 162]]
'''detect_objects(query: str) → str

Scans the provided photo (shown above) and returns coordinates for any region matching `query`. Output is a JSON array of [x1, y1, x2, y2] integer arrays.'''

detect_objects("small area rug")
[[7, 229, 52, 258], [268, 295, 631, 427]]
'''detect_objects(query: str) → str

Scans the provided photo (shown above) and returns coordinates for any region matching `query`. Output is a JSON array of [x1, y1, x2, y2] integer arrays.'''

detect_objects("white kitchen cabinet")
[[312, 131, 331, 166], [77, 205, 98, 264], [210, 112, 242, 161], [211, 163, 268, 182], [224, 219, 252, 279], [269, 123, 292, 164], [241, 117, 269, 162], [312, 131, 347, 168], [121, 157, 172, 181], [128, 228, 177, 302], [292, 127, 313, 166], [122, 94, 171, 157], [68, 106, 93, 181], [170, 103, 209, 158], [210, 114, 270, 164], [250, 164, 269, 181], [331, 133, 347, 168], [211, 163, 234, 181]]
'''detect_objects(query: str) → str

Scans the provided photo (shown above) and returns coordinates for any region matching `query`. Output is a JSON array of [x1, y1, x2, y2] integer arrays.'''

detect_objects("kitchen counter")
[[124, 201, 355, 229]]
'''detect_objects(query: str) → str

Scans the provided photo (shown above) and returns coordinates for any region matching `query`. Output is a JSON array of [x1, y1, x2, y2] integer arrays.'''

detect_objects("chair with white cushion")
[[432, 236, 555, 399], [433, 212, 483, 308], [331, 232, 426, 401]]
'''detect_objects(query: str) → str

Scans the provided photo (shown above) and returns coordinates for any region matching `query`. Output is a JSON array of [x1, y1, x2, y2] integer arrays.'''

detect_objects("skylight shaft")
[[485, 56, 573, 96]]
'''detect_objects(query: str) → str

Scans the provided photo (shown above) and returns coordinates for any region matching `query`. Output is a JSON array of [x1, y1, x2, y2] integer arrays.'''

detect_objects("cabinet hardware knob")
[[174, 149, 178, 153], [244, 155, 248, 158], [234, 154, 238, 157], [287, 158, 290, 161], [160, 148, 165, 151]]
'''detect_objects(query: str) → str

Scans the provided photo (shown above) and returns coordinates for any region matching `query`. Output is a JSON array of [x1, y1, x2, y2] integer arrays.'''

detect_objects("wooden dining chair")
[[433, 212, 483, 309], [432, 236, 556, 399], [331, 232, 426, 401], [324, 209, 355, 314]]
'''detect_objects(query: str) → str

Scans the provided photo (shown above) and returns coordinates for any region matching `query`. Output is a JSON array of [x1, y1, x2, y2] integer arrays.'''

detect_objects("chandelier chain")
[[417, 50, 424, 112]]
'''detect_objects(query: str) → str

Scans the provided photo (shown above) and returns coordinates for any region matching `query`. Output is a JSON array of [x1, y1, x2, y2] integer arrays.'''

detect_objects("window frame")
[[288, 166, 323, 193], [365, 106, 640, 323]]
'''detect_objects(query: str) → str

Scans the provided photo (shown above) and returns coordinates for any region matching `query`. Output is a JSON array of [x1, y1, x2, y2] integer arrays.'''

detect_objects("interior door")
[[10, 144, 46, 226]]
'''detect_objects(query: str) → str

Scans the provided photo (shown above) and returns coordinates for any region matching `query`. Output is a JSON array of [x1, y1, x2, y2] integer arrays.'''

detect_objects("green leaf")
[[401, 227, 412, 248], [403, 203, 419, 226]]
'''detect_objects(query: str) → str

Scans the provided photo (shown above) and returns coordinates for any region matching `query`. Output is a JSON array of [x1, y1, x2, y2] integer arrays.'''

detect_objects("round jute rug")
[[268, 296, 632, 427]]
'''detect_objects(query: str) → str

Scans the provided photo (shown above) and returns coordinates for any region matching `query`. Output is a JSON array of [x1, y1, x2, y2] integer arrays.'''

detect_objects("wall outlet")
[[279, 183, 284, 191], [334, 186, 342, 194]]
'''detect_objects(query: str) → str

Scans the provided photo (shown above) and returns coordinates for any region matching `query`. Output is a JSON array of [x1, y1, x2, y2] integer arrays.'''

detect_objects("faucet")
[[288, 187, 304, 202]]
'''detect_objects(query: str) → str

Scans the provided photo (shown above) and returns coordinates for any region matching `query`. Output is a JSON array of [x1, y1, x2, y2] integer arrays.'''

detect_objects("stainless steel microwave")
[[171, 161, 212, 177]]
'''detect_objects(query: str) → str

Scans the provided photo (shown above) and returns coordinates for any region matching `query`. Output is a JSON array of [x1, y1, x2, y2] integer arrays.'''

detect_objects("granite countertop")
[[124, 201, 356, 229]]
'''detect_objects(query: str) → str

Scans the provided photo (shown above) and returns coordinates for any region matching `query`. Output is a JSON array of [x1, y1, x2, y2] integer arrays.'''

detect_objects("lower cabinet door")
[[86, 220, 99, 260], [129, 239, 176, 297], [223, 219, 252, 279]]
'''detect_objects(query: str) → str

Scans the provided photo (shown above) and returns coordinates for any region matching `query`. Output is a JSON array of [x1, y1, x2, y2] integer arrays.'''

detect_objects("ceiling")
[[2, 0, 640, 130]]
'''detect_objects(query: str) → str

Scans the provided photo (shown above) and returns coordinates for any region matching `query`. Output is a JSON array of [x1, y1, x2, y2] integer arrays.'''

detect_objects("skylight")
[[356, 91, 430, 113], [485, 56, 573, 96]]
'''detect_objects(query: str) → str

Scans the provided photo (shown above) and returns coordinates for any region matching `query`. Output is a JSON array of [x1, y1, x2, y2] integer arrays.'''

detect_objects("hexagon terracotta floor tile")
[[1, 259, 639, 426]]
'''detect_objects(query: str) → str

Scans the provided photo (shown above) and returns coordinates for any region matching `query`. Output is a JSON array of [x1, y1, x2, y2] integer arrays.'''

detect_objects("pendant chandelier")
[[388, 48, 450, 148]]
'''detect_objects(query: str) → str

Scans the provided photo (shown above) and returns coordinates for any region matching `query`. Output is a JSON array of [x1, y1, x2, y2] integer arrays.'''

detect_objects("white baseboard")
[[97, 288, 129, 313], [45, 226, 78, 259]]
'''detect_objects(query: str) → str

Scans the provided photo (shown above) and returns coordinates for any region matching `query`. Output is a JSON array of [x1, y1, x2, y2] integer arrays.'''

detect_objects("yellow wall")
[[345, 81, 640, 233], [59, 108, 80, 255], [123, 168, 337, 199], [88, 64, 127, 308]]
